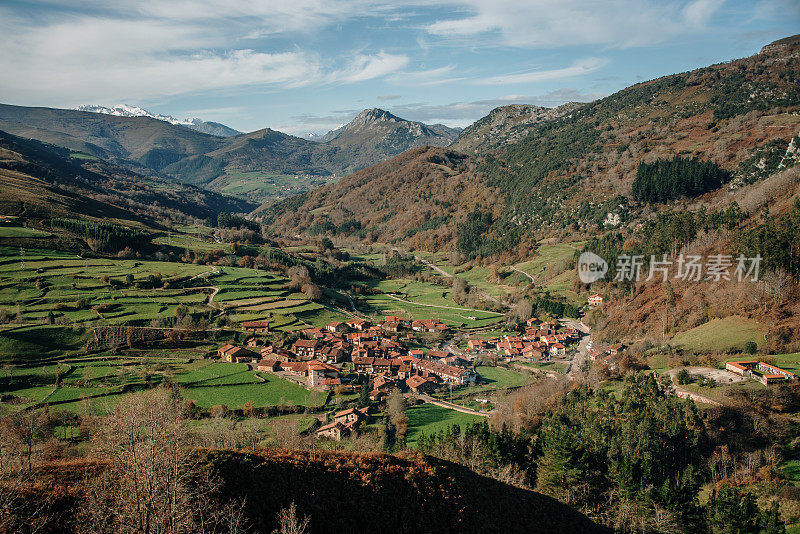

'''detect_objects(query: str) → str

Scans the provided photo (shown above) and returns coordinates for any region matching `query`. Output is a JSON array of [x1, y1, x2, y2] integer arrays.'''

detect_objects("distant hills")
[[319, 108, 461, 173], [76, 104, 243, 137], [0, 104, 463, 203], [260, 146, 493, 250]]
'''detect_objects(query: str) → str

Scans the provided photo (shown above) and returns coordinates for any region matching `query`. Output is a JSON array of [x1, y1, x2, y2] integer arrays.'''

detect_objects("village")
[[213, 290, 798, 442], [216, 314, 590, 440]]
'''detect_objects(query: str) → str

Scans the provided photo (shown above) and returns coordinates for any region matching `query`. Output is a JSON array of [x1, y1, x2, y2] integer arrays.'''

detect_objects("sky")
[[1, 0, 799, 137]]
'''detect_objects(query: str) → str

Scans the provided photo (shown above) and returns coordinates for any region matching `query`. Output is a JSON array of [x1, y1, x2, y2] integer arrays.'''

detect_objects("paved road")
[[561, 318, 591, 380]]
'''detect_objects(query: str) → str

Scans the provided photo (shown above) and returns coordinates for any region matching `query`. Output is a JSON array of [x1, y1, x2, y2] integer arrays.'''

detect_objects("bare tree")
[[82, 387, 201, 533], [386, 388, 408, 444], [273, 502, 310, 534]]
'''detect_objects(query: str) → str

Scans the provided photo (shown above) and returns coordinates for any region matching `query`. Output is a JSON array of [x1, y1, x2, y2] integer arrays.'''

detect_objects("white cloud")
[[328, 52, 410, 84], [475, 57, 609, 85], [425, 0, 727, 49], [0, 8, 407, 105], [387, 65, 465, 86]]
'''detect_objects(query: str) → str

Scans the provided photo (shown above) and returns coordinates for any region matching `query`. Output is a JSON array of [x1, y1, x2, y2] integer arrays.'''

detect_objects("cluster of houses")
[[466, 318, 581, 360], [725, 360, 798, 385], [218, 316, 475, 396]]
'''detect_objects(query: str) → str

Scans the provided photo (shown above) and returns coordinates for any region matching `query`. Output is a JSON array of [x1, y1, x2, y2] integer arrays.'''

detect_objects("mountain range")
[[264, 35, 800, 250], [2, 34, 799, 247], [75, 104, 243, 137], [0, 104, 461, 203]]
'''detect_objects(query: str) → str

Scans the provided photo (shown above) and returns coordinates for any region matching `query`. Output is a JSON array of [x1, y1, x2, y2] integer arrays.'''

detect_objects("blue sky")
[[1, 0, 798, 136]]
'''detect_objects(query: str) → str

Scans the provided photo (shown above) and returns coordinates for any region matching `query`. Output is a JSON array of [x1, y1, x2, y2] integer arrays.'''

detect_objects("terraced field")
[[152, 233, 232, 253], [356, 279, 504, 328], [0, 354, 326, 415], [0, 226, 52, 238], [0, 247, 347, 332]]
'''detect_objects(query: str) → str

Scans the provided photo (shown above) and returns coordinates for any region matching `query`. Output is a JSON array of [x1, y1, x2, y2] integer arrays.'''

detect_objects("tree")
[[706, 486, 762, 534], [386, 388, 408, 447], [83, 388, 204, 533], [358, 380, 370, 408], [515, 299, 533, 322], [535, 424, 588, 503], [273, 502, 309, 534], [744, 341, 758, 355], [301, 283, 322, 301]]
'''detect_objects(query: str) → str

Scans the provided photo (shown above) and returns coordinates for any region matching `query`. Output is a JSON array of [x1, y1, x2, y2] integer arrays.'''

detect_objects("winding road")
[[509, 265, 535, 284]]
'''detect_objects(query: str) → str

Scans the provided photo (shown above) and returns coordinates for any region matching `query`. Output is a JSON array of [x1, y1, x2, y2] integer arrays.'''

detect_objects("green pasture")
[[0, 227, 51, 238], [670, 316, 766, 353], [406, 404, 482, 446]]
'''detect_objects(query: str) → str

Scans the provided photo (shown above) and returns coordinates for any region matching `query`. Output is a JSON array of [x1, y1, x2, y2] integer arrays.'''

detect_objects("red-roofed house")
[[242, 320, 270, 333], [217, 344, 237, 359], [316, 421, 346, 441], [406, 374, 437, 393], [221, 346, 258, 363], [588, 294, 603, 306], [293, 339, 319, 359], [327, 321, 347, 333]]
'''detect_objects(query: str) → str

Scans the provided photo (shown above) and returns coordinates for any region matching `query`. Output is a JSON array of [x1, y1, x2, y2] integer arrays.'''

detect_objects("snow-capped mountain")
[[75, 104, 241, 137]]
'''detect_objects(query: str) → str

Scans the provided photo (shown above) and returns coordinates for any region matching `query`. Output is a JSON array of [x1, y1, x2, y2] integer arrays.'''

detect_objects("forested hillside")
[[0, 129, 254, 230], [262, 147, 499, 251]]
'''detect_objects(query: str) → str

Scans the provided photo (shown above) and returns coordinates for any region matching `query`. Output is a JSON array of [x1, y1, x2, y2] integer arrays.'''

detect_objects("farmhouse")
[[256, 359, 280, 372], [467, 339, 488, 351], [333, 407, 368, 425], [346, 318, 370, 331], [293, 339, 319, 359], [726, 360, 797, 385], [411, 319, 448, 333], [217, 344, 237, 359], [242, 320, 270, 333], [411, 358, 476, 384], [588, 294, 603, 306], [326, 321, 347, 333], [406, 374, 437, 393], [316, 421, 347, 441], [220, 346, 258, 363]]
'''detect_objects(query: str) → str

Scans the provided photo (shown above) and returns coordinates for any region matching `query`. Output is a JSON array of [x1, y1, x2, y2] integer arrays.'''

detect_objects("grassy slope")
[[406, 404, 482, 446], [670, 316, 766, 352]]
